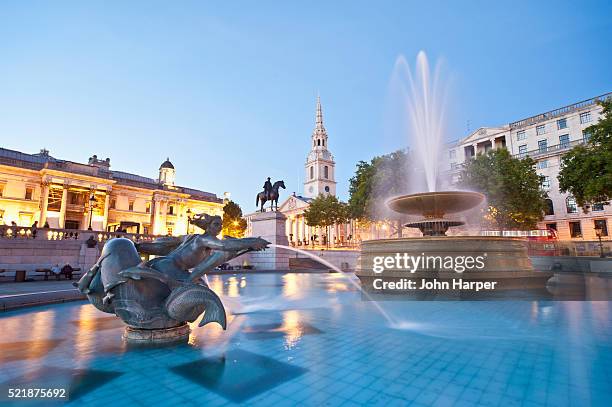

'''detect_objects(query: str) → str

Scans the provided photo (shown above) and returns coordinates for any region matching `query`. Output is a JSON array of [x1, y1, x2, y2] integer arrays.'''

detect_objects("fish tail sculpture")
[[164, 284, 227, 329]]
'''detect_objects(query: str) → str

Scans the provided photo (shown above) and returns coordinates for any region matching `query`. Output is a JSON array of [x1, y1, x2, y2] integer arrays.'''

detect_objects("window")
[[541, 176, 551, 190], [557, 118, 567, 130], [580, 111, 591, 124], [538, 139, 547, 153], [128, 200, 134, 211], [324, 166, 329, 179], [569, 221, 582, 238], [566, 197, 578, 214], [0, 183, 4, 197], [310, 166, 314, 180], [518, 144, 528, 157], [546, 223, 557, 231], [110, 198, 116, 209], [592, 202, 605, 211], [544, 199, 554, 215], [317, 139, 321, 146], [25, 187, 34, 200], [594, 219, 609, 237], [145, 202, 151, 213], [559, 134, 570, 148], [168, 205, 174, 215], [324, 185, 330, 193], [536, 125, 546, 135], [582, 130, 591, 143], [516, 130, 526, 141], [449, 150, 456, 159], [536, 160, 548, 169], [322, 140, 325, 147]]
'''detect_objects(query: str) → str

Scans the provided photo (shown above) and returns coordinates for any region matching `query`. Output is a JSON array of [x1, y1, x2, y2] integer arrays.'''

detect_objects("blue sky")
[[1, 1, 610, 210]]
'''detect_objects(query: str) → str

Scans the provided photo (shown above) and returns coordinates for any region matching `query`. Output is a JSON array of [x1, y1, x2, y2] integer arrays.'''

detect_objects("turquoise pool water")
[[1, 272, 611, 406]]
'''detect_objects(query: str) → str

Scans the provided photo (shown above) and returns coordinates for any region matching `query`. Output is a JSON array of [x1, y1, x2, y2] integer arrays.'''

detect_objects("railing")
[[513, 139, 584, 160], [0, 225, 156, 243], [509, 92, 612, 129]]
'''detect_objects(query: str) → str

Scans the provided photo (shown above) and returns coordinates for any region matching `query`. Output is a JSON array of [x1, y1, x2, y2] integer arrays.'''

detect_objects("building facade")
[[0, 148, 225, 236], [446, 92, 611, 241]]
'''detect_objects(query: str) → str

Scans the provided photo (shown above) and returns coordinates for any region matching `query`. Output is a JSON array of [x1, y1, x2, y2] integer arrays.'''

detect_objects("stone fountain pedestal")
[[123, 324, 191, 344], [248, 211, 290, 270]]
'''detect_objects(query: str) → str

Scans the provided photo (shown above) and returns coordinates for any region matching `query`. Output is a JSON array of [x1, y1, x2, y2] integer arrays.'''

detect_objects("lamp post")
[[88, 194, 96, 231], [186, 208, 192, 234], [594, 225, 606, 258]]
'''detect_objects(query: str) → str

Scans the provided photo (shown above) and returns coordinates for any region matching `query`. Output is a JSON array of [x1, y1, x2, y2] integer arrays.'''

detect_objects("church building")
[[275, 96, 353, 247]]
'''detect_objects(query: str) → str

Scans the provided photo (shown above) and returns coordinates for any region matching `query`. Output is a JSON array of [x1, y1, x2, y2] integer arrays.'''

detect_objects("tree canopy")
[[459, 148, 547, 230], [303, 194, 348, 229], [347, 149, 411, 222], [221, 200, 247, 238], [558, 100, 612, 211]]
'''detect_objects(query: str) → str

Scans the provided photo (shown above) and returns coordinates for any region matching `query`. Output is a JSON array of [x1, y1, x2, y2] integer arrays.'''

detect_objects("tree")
[[222, 201, 247, 238], [303, 194, 348, 246], [458, 148, 547, 230], [347, 149, 411, 236], [558, 100, 612, 211]]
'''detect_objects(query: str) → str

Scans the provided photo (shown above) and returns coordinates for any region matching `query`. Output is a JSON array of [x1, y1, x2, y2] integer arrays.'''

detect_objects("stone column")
[[39, 182, 49, 225], [59, 187, 68, 228], [102, 193, 110, 231], [248, 211, 289, 270]]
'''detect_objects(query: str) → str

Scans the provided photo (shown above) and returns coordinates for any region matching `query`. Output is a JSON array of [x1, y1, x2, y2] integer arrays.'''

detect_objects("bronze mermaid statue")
[[75, 213, 269, 332]]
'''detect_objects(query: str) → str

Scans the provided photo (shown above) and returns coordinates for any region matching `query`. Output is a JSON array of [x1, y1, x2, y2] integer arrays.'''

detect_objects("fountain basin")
[[386, 191, 485, 218], [356, 237, 552, 297]]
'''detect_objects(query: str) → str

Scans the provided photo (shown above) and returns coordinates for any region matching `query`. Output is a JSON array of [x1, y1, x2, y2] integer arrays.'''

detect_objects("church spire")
[[315, 95, 325, 130]]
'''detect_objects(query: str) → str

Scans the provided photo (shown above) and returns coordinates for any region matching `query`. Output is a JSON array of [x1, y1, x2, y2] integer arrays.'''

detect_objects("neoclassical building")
[[0, 148, 225, 235], [445, 92, 611, 241]]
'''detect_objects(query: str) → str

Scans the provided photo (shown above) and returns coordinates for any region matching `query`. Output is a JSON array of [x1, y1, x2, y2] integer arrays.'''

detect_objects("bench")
[[35, 267, 82, 281]]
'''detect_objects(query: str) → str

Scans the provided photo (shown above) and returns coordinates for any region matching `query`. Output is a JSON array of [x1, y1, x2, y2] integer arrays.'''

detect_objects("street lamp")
[[88, 194, 96, 230], [186, 208, 192, 234], [594, 224, 606, 258]]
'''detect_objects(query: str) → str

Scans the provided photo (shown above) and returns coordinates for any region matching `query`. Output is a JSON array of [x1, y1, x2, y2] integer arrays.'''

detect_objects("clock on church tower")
[[304, 96, 337, 198]]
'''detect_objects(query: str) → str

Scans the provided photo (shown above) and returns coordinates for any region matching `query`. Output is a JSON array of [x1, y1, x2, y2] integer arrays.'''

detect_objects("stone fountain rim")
[[361, 236, 530, 244], [385, 190, 486, 216]]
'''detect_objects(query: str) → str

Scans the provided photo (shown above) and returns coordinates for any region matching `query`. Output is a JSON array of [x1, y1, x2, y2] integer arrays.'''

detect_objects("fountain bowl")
[[386, 191, 485, 218]]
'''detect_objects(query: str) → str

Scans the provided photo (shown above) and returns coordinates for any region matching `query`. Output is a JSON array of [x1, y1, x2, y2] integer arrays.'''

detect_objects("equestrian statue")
[[75, 213, 269, 341], [256, 178, 285, 212]]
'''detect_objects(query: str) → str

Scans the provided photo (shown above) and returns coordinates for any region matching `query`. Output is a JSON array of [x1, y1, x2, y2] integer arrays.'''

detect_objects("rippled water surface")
[[1, 272, 611, 406]]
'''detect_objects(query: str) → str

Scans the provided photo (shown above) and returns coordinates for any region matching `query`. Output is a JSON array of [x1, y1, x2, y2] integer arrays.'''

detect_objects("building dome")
[[160, 158, 174, 170]]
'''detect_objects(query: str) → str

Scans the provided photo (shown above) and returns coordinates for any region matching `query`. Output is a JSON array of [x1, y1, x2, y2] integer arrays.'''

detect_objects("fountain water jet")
[[356, 52, 552, 296]]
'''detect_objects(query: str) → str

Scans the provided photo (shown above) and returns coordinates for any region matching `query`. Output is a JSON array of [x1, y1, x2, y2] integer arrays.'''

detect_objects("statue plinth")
[[249, 211, 289, 270], [123, 324, 191, 344]]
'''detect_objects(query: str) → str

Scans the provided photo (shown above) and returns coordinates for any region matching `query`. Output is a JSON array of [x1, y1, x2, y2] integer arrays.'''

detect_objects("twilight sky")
[[0, 1, 610, 210]]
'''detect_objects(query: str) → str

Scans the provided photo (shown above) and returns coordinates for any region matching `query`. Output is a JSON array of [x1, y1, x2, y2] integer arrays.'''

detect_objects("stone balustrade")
[[0, 225, 157, 244]]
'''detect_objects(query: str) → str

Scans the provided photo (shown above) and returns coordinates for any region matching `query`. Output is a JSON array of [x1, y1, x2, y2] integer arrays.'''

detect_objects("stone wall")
[[230, 248, 359, 271], [0, 239, 100, 277]]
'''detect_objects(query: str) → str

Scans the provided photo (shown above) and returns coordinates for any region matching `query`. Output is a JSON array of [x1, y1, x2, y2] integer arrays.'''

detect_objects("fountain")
[[355, 52, 552, 296]]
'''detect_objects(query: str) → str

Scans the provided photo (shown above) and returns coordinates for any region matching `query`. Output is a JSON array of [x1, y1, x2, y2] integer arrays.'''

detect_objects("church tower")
[[304, 96, 336, 198]]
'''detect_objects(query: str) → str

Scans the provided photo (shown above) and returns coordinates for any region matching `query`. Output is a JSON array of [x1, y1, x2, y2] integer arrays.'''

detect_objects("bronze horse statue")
[[256, 180, 285, 212]]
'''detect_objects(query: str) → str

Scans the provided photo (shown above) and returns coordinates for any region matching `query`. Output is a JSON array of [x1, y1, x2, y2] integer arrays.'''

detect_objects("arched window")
[[324, 166, 329, 179], [544, 199, 554, 215], [317, 139, 321, 146], [310, 166, 314, 180], [566, 197, 577, 214], [322, 139, 325, 146]]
